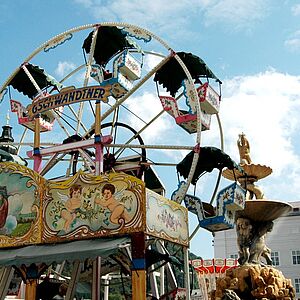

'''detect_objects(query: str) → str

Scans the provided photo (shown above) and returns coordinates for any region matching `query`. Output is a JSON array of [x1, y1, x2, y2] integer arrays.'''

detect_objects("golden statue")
[[237, 133, 252, 164]]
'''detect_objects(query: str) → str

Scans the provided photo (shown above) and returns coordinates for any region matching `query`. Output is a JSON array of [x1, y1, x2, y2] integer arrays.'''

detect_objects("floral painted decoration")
[[121, 26, 151, 42], [44, 33, 73, 52]]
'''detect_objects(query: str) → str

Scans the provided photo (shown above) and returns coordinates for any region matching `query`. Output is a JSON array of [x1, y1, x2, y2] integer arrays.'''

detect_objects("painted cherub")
[[94, 183, 130, 225], [60, 184, 83, 231]]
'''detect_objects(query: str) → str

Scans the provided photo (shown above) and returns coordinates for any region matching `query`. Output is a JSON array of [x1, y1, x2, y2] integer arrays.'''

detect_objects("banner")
[[27, 85, 111, 117]]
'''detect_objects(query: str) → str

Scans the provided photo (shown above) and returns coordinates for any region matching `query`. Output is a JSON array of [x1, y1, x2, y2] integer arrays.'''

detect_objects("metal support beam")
[[65, 260, 81, 300], [92, 257, 101, 300], [0, 267, 14, 300]]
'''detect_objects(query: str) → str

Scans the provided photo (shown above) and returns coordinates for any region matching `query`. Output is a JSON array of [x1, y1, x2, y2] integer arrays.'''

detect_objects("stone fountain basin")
[[236, 199, 292, 222], [223, 164, 273, 182]]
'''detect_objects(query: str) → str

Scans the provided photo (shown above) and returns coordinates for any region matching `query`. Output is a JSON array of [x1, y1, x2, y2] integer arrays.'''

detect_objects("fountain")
[[212, 133, 295, 300]]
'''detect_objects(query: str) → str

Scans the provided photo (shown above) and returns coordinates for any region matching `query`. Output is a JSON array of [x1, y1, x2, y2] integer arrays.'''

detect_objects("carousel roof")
[[0, 149, 27, 166], [8, 63, 63, 99], [82, 26, 136, 67], [177, 147, 243, 185], [0, 237, 129, 267], [154, 52, 221, 97]]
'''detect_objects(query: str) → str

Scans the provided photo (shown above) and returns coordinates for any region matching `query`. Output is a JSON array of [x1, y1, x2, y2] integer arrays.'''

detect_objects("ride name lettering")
[[28, 86, 109, 117]]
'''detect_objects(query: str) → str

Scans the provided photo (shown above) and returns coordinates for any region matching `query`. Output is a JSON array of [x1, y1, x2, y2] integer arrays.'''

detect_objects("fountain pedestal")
[[212, 134, 295, 300]]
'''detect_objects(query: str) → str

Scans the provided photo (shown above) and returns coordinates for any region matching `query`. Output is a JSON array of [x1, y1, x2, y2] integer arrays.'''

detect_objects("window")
[[271, 251, 280, 266], [229, 254, 238, 259], [295, 278, 300, 293], [292, 250, 300, 265]]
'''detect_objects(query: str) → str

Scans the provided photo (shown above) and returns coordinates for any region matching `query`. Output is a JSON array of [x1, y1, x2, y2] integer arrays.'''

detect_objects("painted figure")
[[0, 187, 8, 228], [61, 184, 83, 231], [95, 183, 130, 225], [237, 133, 252, 164]]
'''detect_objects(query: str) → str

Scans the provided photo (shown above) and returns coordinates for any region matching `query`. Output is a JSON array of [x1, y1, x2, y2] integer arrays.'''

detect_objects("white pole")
[[103, 275, 110, 300], [184, 247, 191, 300]]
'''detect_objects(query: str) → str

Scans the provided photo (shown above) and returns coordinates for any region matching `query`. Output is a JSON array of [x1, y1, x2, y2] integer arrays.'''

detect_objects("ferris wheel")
[[0, 23, 247, 300], [0, 22, 222, 205]]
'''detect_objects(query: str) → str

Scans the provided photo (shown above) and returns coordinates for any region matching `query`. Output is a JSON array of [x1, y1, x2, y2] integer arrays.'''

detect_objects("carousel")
[[0, 22, 246, 300]]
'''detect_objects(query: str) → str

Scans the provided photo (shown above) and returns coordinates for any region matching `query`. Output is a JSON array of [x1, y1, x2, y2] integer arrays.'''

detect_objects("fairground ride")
[[0, 22, 244, 300]]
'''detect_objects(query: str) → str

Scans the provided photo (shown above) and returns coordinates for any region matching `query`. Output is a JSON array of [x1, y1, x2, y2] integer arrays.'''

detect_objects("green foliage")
[[108, 294, 123, 300], [10, 222, 31, 237]]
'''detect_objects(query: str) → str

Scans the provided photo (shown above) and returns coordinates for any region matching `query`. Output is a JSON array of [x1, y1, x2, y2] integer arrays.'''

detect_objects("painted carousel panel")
[[104, 75, 133, 98], [159, 95, 211, 134], [10, 99, 59, 132], [0, 162, 44, 248], [216, 182, 246, 212], [197, 82, 220, 115], [43, 171, 146, 243], [114, 50, 141, 81], [146, 189, 189, 246], [199, 215, 234, 232]]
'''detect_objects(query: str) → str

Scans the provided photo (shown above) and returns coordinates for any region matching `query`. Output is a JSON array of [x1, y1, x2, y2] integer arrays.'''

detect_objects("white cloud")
[[8, 191, 36, 215], [55, 61, 77, 78], [218, 70, 300, 200], [284, 30, 300, 52], [74, 0, 93, 6], [203, 0, 270, 30], [144, 52, 164, 72], [122, 90, 199, 170], [291, 3, 300, 15], [107, 68, 300, 202], [125, 91, 173, 143], [73, 0, 269, 34], [75, 0, 196, 29]]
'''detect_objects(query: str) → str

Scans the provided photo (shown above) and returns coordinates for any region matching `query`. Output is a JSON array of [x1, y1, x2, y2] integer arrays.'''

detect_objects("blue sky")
[[1, 0, 300, 259]]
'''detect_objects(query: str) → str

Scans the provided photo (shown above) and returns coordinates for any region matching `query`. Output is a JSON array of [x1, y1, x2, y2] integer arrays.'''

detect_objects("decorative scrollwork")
[[44, 33, 73, 52], [121, 26, 151, 42]]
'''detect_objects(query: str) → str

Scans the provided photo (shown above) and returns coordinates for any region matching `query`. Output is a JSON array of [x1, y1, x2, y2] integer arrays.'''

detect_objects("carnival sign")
[[146, 189, 189, 246], [27, 85, 111, 117]]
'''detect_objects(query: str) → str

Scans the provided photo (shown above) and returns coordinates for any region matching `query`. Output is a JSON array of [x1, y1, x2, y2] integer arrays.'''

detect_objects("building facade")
[[214, 201, 300, 299]]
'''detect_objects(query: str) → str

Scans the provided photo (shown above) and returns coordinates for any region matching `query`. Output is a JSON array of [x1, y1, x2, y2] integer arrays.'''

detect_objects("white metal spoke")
[[52, 110, 70, 137], [107, 143, 194, 151], [114, 92, 184, 158], [83, 52, 173, 138], [40, 153, 65, 176], [76, 27, 99, 134], [68, 105, 88, 132], [78, 149, 95, 172], [16, 127, 28, 155]]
